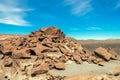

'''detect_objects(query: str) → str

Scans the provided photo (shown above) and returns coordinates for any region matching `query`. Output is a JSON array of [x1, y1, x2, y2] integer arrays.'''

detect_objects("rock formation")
[[0, 27, 118, 80]]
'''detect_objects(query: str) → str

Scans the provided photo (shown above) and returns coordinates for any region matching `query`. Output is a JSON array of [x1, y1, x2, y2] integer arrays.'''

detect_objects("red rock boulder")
[[94, 47, 112, 61]]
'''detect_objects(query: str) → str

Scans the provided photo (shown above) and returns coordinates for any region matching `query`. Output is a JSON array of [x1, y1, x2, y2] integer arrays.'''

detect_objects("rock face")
[[95, 47, 112, 61], [0, 26, 118, 80]]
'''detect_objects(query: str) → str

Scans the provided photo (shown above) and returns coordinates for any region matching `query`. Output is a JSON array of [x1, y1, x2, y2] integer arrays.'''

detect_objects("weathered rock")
[[94, 47, 112, 61], [42, 27, 65, 40], [33, 60, 42, 68], [107, 48, 118, 59], [31, 63, 49, 76], [73, 54, 82, 64], [59, 55, 68, 63], [44, 58, 54, 69], [82, 47, 93, 57], [3, 56, 13, 67], [54, 62, 65, 70], [92, 57, 103, 64], [98, 61, 105, 66], [58, 46, 69, 55], [12, 48, 32, 59]]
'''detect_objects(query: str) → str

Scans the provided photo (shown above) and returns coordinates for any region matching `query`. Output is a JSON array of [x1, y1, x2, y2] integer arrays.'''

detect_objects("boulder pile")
[[0, 27, 118, 80]]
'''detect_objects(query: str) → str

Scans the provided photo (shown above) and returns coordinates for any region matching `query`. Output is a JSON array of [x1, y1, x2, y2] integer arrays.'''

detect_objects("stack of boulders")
[[0, 27, 118, 80]]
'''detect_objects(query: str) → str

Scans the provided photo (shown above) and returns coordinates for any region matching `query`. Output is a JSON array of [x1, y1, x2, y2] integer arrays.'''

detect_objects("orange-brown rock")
[[98, 61, 105, 66], [73, 54, 82, 64], [54, 62, 65, 70], [12, 48, 31, 59], [33, 60, 42, 68], [82, 47, 93, 57], [107, 48, 118, 59], [3, 56, 13, 67], [58, 46, 69, 55], [31, 63, 49, 76], [94, 47, 112, 61]]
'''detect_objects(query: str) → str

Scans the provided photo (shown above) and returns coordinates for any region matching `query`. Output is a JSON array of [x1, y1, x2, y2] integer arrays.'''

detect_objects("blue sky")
[[0, 0, 120, 40]]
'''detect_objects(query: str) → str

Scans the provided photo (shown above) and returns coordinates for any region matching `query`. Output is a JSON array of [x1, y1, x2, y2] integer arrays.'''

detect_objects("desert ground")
[[79, 39, 120, 54], [50, 39, 120, 79], [0, 34, 25, 41], [0, 27, 120, 80]]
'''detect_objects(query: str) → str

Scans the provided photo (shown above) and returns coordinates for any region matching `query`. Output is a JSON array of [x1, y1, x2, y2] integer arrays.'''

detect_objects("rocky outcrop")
[[0, 27, 119, 80]]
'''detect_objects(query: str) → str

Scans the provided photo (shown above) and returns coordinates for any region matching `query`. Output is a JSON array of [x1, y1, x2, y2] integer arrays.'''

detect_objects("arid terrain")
[[0, 27, 120, 80], [79, 40, 120, 54], [0, 34, 25, 41]]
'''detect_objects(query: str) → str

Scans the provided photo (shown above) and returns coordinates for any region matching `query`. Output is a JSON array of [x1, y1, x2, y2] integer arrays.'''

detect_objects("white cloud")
[[64, 0, 93, 16], [87, 27, 102, 30], [0, 0, 33, 26], [115, 0, 120, 9]]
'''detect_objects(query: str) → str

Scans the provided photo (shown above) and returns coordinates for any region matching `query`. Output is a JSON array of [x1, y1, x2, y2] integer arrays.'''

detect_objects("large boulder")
[[94, 47, 112, 61]]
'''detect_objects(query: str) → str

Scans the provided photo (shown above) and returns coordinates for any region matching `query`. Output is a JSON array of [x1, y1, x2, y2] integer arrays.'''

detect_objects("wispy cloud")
[[64, 0, 93, 16], [115, 0, 120, 9], [0, 0, 33, 26], [87, 27, 102, 30]]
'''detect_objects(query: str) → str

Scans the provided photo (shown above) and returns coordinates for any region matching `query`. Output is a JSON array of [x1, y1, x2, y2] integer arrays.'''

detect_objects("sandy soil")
[[49, 60, 120, 75]]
